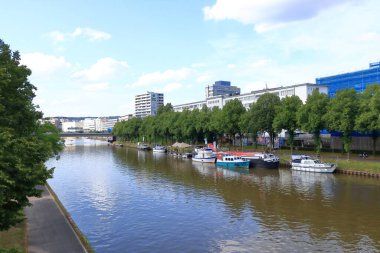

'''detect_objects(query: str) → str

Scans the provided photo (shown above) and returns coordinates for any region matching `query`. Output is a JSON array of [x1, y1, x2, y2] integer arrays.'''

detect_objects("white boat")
[[291, 156, 336, 173], [192, 148, 216, 163], [152, 145, 166, 153], [216, 154, 250, 168], [137, 142, 150, 150]]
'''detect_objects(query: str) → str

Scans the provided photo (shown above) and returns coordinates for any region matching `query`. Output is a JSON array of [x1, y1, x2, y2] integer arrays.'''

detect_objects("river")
[[47, 138, 380, 252]]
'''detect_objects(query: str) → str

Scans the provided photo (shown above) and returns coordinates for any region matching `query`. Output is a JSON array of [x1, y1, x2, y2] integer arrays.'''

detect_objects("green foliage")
[[252, 93, 281, 149], [325, 88, 358, 157], [297, 90, 329, 155], [113, 86, 380, 155], [240, 103, 259, 148], [157, 103, 173, 115], [355, 83, 380, 154], [273, 96, 303, 153], [221, 99, 246, 144], [0, 40, 63, 231]]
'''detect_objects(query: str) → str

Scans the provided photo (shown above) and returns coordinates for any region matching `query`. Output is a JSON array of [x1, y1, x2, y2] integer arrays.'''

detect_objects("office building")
[[135, 91, 164, 118], [316, 62, 380, 97], [205, 81, 240, 98], [174, 83, 327, 112]]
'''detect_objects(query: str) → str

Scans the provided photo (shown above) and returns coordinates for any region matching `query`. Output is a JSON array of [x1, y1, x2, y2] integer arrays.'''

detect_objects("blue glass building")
[[316, 62, 380, 97]]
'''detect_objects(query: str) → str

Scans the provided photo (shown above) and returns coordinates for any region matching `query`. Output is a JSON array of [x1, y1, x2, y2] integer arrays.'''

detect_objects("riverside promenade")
[[25, 186, 87, 253]]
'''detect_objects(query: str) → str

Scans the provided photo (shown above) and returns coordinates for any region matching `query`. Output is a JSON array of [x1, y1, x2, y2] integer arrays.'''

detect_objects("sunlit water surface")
[[47, 138, 380, 252]]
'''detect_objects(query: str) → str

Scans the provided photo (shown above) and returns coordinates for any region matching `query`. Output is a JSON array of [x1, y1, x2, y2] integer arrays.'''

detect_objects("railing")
[[60, 132, 113, 137]]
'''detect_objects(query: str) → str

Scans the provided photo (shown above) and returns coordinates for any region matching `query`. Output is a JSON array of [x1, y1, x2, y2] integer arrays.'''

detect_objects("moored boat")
[[192, 148, 216, 163], [137, 142, 150, 150], [227, 151, 279, 169], [216, 154, 249, 168], [291, 155, 336, 173], [152, 145, 167, 153]]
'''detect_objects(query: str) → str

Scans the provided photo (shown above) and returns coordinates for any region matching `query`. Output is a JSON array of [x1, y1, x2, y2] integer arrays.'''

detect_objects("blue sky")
[[2, 0, 380, 117]]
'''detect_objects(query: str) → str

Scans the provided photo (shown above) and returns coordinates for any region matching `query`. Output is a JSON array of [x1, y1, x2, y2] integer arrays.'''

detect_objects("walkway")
[[25, 186, 87, 253]]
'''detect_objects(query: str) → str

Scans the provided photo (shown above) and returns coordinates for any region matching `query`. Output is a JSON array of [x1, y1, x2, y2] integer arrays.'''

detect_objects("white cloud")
[[72, 57, 128, 82], [130, 67, 193, 87], [72, 27, 111, 41], [21, 52, 71, 78], [49, 31, 66, 43], [196, 73, 213, 83], [48, 27, 111, 43], [357, 32, 380, 42], [83, 82, 110, 92], [227, 64, 236, 69], [161, 82, 183, 92], [203, 0, 351, 32]]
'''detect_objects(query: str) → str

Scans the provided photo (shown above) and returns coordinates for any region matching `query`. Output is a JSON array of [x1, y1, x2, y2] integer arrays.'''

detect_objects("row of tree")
[[114, 85, 380, 158]]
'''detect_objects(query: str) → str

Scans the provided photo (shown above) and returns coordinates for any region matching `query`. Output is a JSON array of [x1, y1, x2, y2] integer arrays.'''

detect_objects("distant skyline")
[[2, 0, 380, 117]]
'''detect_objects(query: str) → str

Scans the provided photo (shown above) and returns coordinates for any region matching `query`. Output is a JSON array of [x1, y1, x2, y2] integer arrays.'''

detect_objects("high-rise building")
[[316, 62, 380, 97], [135, 91, 164, 118], [205, 81, 240, 98]]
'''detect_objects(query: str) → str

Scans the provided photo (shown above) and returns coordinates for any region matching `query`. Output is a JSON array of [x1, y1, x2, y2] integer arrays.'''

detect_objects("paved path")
[[25, 186, 87, 253]]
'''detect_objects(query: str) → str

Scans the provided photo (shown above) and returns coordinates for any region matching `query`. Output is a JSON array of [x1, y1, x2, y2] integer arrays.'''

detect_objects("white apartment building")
[[174, 83, 328, 112], [83, 118, 96, 132], [135, 91, 164, 118], [118, 114, 134, 121], [61, 121, 84, 132], [95, 117, 118, 132]]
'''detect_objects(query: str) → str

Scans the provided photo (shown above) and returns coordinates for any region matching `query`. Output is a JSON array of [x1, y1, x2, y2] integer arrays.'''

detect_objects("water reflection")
[[48, 140, 380, 252]]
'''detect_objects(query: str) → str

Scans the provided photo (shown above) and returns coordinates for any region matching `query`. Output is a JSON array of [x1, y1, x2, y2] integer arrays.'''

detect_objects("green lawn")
[[237, 146, 380, 174], [0, 221, 26, 253]]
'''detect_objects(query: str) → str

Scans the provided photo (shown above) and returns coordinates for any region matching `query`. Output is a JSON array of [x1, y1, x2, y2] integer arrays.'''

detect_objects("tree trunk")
[[314, 131, 321, 156], [288, 131, 294, 155], [372, 131, 377, 156]]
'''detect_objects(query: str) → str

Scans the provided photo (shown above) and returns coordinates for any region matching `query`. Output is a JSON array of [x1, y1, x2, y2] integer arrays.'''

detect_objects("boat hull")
[[243, 158, 279, 169], [153, 149, 166, 153], [192, 157, 216, 163], [216, 161, 250, 168], [291, 164, 336, 173]]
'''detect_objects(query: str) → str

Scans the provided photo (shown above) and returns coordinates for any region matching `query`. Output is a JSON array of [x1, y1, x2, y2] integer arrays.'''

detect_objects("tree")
[[0, 40, 62, 230], [297, 90, 329, 155], [221, 99, 246, 146], [273, 96, 303, 153], [252, 93, 281, 150], [355, 83, 380, 155], [324, 88, 359, 159], [157, 103, 173, 115], [208, 107, 224, 147]]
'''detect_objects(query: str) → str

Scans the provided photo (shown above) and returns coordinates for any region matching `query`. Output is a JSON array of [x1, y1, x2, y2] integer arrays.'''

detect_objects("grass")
[[276, 150, 380, 174], [230, 145, 380, 174], [0, 221, 26, 253], [46, 184, 95, 253], [329, 159, 380, 173]]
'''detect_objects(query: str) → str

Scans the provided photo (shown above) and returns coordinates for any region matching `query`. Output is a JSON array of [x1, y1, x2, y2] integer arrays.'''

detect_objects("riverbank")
[[114, 140, 380, 177], [45, 184, 94, 253], [26, 184, 93, 253], [0, 185, 93, 253]]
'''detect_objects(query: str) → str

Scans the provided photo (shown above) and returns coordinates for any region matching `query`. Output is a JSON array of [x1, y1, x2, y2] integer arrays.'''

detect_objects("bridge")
[[60, 132, 113, 137]]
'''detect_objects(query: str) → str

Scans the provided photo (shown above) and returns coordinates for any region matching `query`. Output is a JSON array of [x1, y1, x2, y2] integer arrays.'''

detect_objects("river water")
[[47, 138, 380, 253]]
